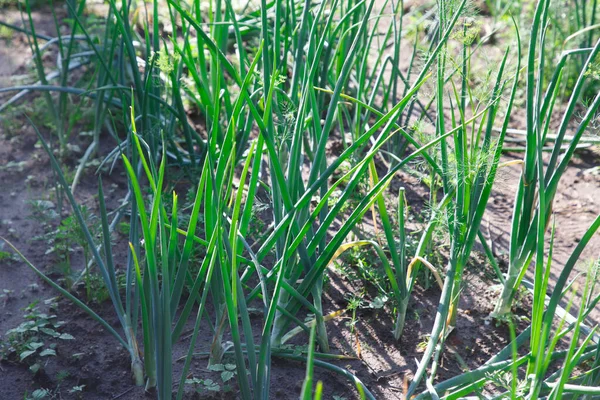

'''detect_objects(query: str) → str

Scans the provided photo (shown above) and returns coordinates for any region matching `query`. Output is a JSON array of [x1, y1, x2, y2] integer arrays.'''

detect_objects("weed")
[[185, 377, 221, 393], [0, 301, 74, 374], [345, 294, 364, 334], [27, 200, 59, 227], [24, 388, 54, 400], [116, 221, 130, 236]]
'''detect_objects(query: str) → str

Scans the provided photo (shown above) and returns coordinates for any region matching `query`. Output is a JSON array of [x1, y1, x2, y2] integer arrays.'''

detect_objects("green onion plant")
[[493, 0, 600, 318], [2, 0, 600, 399]]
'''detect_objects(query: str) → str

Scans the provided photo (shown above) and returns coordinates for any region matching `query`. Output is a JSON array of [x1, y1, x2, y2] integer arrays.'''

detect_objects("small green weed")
[[24, 388, 55, 400], [0, 301, 74, 373], [185, 377, 221, 393]]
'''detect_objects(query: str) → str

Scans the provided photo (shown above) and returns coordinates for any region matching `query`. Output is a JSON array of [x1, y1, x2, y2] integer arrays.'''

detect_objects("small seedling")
[[0, 302, 74, 370], [68, 385, 85, 396], [345, 294, 364, 334], [56, 370, 70, 382], [27, 200, 59, 227], [25, 388, 53, 400], [208, 363, 238, 384], [185, 377, 221, 393], [117, 221, 130, 236]]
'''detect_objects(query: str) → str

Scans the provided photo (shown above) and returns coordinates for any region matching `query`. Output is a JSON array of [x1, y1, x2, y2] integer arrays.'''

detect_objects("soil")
[[1, 4, 599, 400]]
